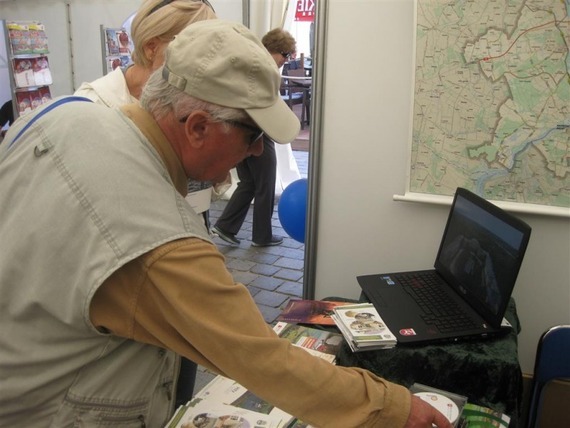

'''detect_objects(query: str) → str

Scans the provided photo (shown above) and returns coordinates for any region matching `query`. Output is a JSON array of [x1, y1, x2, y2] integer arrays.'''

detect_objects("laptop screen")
[[434, 188, 531, 327]]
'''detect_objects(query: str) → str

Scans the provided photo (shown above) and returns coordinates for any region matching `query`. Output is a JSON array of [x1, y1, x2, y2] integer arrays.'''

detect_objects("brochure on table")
[[165, 322, 338, 428]]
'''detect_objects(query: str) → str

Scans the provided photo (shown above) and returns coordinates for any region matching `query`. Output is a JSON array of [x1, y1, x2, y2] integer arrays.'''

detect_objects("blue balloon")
[[278, 179, 308, 243]]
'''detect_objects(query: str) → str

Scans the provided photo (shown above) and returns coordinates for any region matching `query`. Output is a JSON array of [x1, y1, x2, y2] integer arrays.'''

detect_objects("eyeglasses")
[[148, 0, 215, 16], [179, 116, 263, 147], [222, 119, 264, 147], [280, 52, 291, 60]]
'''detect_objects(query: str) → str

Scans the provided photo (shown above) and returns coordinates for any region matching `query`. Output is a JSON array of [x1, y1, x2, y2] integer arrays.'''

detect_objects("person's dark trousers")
[[214, 137, 277, 243], [175, 358, 197, 407], [202, 210, 210, 231]]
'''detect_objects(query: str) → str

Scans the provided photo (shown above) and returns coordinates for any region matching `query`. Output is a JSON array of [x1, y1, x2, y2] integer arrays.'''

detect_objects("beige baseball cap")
[[162, 19, 300, 144]]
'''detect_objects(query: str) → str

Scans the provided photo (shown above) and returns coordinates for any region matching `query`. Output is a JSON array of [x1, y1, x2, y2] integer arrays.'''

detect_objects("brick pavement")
[[209, 149, 308, 325]]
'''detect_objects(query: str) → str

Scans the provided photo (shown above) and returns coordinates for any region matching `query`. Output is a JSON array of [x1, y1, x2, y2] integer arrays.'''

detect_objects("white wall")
[[0, 0, 243, 97], [312, 0, 570, 374]]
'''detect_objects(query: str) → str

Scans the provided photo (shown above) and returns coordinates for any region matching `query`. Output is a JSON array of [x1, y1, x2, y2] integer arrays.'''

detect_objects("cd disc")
[[413, 392, 459, 423]]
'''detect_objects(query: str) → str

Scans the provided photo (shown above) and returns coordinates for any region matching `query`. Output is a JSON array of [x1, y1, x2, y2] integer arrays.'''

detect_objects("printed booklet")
[[277, 299, 351, 326], [332, 303, 397, 351], [273, 321, 344, 363], [166, 396, 286, 428]]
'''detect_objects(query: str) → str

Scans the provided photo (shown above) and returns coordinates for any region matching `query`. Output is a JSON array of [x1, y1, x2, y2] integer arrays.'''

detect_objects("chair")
[[526, 325, 570, 428], [281, 68, 311, 128]]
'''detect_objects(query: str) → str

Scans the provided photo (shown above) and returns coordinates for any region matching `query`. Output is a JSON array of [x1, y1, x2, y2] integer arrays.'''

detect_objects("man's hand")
[[403, 394, 454, 428]]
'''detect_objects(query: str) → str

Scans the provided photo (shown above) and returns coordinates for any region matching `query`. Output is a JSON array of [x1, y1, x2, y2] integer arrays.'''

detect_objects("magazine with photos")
[[29, 22, 49, 54], [38, 86, 52, 104], [13, 58, 35, 88], [273, 321, 343, 363], [167, 397, 286, 428], [106, 55, 131, 73], [32, 56, 52, 86], [103, 28, 133, 74], [104, 28, 121, 56], [189, 375, 293, 426], [15, 91, 32, 115], [332, 303, 397, 351], [7, 22, 32, 55], [277, 299, 351, 326]]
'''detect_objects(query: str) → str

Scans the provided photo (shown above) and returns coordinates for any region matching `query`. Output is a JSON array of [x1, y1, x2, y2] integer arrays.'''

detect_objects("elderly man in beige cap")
[[0, 20, 451, 428]]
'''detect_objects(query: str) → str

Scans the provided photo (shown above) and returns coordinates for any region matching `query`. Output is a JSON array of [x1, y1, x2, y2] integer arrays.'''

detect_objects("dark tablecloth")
[[331, 297, 522, 426]]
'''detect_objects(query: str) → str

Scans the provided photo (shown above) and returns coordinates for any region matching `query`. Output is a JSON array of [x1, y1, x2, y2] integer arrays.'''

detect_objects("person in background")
[[75, 0, 223, 231], [74, 0, 217, 407], [0, 100, 14, 140], [212, 28, 296, 247], [0, 20, 450, 428]]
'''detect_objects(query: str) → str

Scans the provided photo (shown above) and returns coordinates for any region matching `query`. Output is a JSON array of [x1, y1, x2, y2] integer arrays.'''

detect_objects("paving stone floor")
[[209, 148, 309, 325]]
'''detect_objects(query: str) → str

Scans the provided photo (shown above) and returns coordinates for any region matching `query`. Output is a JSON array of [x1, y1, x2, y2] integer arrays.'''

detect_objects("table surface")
[[332, 297, 522, 426], [281, 75, 312, 89]]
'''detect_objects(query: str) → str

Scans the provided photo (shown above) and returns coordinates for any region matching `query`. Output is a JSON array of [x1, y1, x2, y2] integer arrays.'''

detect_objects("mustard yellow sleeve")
[[90, 238, 412, 427]]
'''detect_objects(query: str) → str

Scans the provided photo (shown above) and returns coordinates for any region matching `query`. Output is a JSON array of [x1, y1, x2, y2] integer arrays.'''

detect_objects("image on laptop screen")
[[435, 190, 530, 326]]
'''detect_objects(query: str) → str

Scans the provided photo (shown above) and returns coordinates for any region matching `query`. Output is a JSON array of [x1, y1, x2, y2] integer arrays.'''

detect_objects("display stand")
[[100, 25, 132, 75], [2, 20, 53, 120]]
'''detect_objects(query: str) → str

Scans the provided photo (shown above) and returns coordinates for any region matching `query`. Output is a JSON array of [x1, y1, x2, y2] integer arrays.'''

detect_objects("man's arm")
[[91, 237, 450, 428]]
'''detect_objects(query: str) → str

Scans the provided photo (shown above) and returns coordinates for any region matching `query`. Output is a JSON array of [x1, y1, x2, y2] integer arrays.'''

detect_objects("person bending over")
[[0, 20, 451, 428]]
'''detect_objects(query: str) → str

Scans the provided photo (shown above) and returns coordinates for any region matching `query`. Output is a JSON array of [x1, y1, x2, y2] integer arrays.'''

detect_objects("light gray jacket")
[[0, 98, 209, 427]]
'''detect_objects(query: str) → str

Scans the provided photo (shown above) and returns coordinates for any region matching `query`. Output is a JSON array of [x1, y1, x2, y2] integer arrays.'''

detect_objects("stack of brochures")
[[332, 303, 397, 352]]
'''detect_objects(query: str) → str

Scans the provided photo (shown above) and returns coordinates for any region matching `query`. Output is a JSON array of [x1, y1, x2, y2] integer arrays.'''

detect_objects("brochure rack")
[[100, 25, 132, 75], [2, 20, 53, 119]]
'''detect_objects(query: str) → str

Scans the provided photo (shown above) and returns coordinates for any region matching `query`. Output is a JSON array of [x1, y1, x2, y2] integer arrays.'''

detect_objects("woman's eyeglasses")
[[148, 0, 215, 16], [280, 52, 291, 60]]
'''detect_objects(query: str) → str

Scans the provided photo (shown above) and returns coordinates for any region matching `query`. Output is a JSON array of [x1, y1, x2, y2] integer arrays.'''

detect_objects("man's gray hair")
[[140, 67, 249, 125]]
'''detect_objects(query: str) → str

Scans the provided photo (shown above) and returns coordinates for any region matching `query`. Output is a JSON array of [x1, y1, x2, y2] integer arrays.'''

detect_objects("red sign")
[[295, 0, 315, 22]]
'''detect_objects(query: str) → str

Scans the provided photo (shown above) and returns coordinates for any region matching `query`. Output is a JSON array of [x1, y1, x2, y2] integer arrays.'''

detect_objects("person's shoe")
[[211, 226, 241, 245], [252, 235, 284, 247]]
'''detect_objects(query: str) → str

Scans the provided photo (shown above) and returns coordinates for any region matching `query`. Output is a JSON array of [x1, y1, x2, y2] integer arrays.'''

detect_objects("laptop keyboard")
[[399, 272, 479, 333]]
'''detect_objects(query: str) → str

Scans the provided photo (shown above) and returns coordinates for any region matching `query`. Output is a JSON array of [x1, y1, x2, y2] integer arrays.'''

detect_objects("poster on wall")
[[398, 0, 570, 216]]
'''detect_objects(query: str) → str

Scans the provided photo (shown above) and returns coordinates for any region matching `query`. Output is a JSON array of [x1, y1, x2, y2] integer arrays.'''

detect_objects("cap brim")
[[246, 98, 301, 144]]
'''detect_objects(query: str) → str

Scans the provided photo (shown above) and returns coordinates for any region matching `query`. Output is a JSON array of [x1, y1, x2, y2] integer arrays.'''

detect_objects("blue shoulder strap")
[[7, 96, 93, 150]]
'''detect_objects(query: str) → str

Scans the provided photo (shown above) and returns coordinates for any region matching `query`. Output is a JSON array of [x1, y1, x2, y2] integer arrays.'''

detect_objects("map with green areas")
[[410, 0, 569, 208]]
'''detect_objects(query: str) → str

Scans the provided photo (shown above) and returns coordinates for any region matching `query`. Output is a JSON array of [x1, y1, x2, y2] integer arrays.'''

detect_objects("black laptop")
[[358, 187, 531, 345]]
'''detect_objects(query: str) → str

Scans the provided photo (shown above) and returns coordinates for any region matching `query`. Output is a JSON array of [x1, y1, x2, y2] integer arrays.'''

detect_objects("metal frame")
[[302, 0, 327, 299]]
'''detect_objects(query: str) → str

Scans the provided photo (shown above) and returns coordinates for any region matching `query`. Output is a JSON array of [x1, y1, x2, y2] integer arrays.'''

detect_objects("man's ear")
[[182, 111, 210, 148]]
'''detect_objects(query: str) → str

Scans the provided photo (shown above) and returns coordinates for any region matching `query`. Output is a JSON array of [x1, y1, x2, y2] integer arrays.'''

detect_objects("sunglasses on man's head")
[[148, 0, 215, 16]]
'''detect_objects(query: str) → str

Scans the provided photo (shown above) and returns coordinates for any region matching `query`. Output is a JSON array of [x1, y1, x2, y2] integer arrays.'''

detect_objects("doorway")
[[208, 0, 316, 318]]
